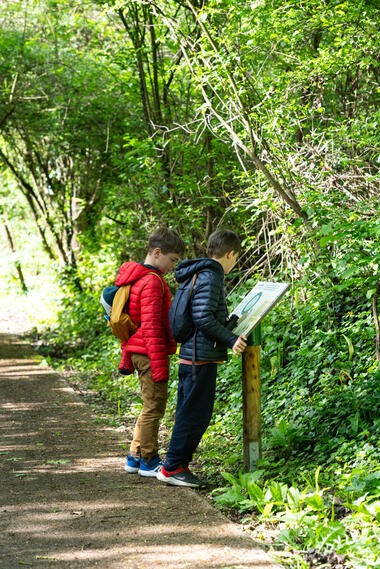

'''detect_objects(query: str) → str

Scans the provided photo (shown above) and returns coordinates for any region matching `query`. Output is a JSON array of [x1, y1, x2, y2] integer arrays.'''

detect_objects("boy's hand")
[[232, 335, 247, 355]]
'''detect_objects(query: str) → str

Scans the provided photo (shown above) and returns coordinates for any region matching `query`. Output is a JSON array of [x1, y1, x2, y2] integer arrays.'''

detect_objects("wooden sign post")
[[242, 324, 262, 471], [231, 281, 290, 472]]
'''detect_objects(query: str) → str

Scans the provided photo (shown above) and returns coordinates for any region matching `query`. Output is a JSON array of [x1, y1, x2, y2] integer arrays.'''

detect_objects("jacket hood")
[[175, 257, 224, 283], [115, 261, 162, 286]]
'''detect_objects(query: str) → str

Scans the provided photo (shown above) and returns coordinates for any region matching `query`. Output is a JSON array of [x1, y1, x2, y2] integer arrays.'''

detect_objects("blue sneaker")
[[124, 455, 140, 473], [138, 455, 162, 477]]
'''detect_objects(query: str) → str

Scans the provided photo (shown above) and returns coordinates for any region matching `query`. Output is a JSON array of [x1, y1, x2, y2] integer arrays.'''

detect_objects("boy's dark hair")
[[148, 228, 185, 255], [207, 229, 241, 258]]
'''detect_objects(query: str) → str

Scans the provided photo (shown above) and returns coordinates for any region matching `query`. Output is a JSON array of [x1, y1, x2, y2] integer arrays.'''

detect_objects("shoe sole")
[[156, 471, 200, 487], [124, 465, 139, 473], [138, 468, 161, 477]]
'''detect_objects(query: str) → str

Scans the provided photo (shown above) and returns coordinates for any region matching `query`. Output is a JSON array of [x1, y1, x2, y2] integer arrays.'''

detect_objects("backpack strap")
[[189, 273, 197, 296], [146, 271, 164, 295]]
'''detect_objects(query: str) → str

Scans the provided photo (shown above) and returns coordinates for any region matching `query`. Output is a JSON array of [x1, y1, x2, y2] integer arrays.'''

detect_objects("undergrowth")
[[31, 278, 380, 569]]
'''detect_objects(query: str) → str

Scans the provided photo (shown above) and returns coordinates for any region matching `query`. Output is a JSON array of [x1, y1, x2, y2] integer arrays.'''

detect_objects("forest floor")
[[0, 304, 280, 569]]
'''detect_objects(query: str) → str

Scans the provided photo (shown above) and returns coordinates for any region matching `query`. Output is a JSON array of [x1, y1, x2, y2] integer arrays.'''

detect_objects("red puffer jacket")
[[115, 261, 177, 382]]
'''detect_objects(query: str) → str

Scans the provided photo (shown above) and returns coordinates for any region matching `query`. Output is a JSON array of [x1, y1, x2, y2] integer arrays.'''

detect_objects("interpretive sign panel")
[[232, 281, 290, 337]]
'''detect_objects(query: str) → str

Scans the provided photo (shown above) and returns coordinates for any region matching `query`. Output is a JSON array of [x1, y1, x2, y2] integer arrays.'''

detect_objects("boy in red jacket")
[[115, 228, 185, 477]]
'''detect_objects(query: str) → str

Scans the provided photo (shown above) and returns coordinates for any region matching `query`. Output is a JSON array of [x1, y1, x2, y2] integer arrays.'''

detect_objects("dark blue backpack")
[[169, 273, 197, 343]]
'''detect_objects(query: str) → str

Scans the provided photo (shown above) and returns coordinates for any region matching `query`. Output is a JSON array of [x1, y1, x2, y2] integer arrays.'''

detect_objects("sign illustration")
[[231, 281, 290, 337]]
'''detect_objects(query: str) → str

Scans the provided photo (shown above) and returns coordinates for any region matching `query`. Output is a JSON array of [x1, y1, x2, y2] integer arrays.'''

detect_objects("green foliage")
[[1, 1, 379, 566], [213, 467, 380, 568], [202, 271, 379, 567]]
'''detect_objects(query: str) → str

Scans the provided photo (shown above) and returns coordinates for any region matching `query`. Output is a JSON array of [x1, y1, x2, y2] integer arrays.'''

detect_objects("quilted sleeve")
[[118, 343, 134, 375], [191, 273, 238, 348], [163, 286, 177, 355], [140, 276, 169, 381]]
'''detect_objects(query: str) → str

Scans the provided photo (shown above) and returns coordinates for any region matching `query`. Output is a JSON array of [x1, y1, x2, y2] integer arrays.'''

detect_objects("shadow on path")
[[0, 333, 279, 569]]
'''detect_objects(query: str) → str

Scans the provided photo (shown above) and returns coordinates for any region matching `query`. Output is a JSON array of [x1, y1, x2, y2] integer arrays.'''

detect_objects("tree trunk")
[[3, 222, 28, 294]]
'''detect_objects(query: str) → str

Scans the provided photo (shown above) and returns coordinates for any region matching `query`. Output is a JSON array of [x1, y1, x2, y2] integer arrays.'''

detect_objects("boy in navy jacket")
[[157, 229, 247, 487]]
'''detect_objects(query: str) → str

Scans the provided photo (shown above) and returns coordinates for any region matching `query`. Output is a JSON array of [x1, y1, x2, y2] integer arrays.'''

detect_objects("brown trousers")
[[129, 354, 168, 461]]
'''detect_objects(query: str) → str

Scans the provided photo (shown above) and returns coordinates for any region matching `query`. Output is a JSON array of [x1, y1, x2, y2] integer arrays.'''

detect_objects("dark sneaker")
[[124, 455, 140, 473], [138, 455, 163, 477], [156, 466, 205, 487]]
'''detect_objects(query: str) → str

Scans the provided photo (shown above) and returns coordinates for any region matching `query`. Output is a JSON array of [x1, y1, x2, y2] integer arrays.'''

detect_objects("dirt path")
[[0, 332, 280, 569]]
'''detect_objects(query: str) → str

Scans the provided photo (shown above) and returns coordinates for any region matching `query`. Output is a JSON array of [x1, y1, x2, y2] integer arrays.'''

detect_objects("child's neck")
[[144, 253, 160, 269], [211, 256, 227, 274], [211, 250, 237, 275]]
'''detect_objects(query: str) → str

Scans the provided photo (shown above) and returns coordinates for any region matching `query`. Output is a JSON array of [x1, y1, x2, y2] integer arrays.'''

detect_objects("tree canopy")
[[0, 2, 379, 564]]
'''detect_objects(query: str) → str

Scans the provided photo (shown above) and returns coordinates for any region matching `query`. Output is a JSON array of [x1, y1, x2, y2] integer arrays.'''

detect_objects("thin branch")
[[105, 214, 129, 226]]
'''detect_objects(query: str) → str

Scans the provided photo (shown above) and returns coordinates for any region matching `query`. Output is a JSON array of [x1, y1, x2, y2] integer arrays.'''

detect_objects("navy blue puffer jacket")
[[175, 258, 238, 362]]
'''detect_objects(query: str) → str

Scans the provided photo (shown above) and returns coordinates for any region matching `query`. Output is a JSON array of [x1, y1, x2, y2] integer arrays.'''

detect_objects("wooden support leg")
[[242, 326, 261, 471]]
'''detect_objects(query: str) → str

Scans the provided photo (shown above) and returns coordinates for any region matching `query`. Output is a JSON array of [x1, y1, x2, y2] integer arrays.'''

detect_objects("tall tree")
[[102, 0, 248, 251], [0, 0, 131, 287]]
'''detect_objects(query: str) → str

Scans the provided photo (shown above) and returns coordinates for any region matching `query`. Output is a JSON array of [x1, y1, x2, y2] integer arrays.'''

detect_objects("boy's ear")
[[152, 247, 162, 257], [226, 250, 236, 259]]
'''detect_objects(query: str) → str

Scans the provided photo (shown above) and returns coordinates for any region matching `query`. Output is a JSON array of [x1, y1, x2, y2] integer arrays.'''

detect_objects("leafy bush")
[[213, 467, 380, 568]]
